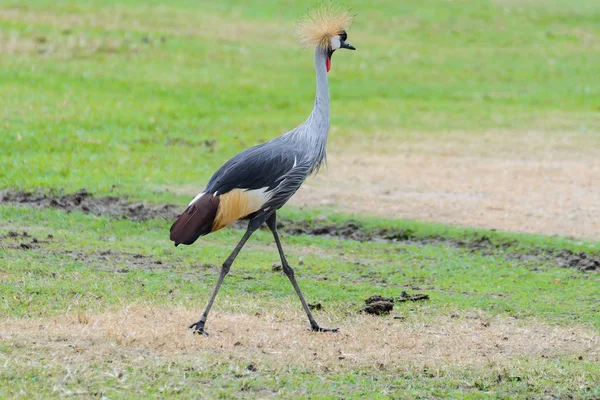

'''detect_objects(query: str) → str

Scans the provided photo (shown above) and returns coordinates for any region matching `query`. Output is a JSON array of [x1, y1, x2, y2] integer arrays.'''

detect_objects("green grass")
[[2, 206, 599, 326], [1, 0, 600, 198], [1, 0, 600, 398]]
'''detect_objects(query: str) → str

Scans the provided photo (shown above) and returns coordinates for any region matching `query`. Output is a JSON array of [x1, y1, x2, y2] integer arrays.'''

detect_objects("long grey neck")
[[281, 47, 330, 172], [312, 47, 330, 120], [284, 47, 330, 172]]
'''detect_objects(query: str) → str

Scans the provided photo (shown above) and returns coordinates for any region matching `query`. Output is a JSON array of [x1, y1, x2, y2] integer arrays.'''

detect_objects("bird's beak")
[[340, 40, 356, 50]]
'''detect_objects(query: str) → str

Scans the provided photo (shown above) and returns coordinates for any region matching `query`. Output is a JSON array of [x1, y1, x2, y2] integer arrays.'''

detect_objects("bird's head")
[[326, 30, 356, 72], [298, 6, 356, 73]]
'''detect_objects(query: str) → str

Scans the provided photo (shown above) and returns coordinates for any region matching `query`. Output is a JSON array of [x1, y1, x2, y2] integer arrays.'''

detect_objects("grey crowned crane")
[[170, 7, 356, 335]]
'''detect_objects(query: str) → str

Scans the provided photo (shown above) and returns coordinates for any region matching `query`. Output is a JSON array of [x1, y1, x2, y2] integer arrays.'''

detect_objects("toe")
[[189, 322, 209, 336]]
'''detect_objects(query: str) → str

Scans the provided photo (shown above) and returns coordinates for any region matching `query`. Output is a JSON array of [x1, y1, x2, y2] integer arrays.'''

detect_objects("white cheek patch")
[[330, 36, 341, 50]]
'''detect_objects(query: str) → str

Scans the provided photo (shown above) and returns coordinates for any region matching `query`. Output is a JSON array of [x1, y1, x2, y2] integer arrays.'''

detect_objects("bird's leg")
[[189, 223, 258, 336], [266, 213, 338, 333]]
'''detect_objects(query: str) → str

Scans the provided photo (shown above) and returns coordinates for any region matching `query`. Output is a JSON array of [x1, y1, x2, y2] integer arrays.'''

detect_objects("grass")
[[1, 0, 599, 398], [1, 0, 600, 199], [2, 207, 599, 325], [1, 205, 599, 398]]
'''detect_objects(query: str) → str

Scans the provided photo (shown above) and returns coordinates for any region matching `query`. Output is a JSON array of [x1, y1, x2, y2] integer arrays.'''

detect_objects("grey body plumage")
[[204, 47, 331, 219], [169, 15, 356, 334]]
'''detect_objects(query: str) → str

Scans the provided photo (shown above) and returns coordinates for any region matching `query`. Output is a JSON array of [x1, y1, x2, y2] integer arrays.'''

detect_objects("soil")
[[397, 291, 430, 302], [292, 131, 600, 241], [363, 293, 430, 315], [0, 229, 52, 251], [1, 189, 180, 221], [364, 299, 394, 315], [276, 219, 599, 272], [364, 295, 395, 315], [2, 189, 598, 271], [553, 250, 600, 272]]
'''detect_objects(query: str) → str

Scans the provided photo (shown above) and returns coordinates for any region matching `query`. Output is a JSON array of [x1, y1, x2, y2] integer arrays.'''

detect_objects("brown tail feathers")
[[169, 194, 220, 246]]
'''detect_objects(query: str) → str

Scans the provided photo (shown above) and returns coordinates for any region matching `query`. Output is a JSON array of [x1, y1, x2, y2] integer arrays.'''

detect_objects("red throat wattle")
[[326, 56, 331, 72]]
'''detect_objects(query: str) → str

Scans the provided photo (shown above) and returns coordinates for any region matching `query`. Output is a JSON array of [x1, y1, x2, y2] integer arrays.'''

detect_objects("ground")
[[293, 130, 600, 240], [1, 0, 599, 398]]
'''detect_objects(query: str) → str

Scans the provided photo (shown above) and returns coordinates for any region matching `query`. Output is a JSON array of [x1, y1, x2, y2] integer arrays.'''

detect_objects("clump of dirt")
[[278, 219, 599, 272], [506, 248, 600, 272], [1, 230, 27, 239], [554, 250, 600, 272], [363, 295, 395, 315], [0, 229, 52, 250], [246, 363, 258, 372], [363, 293, 430, 315], [271, 263, 282, 272], [277, 220, 501, 251], [278, 219, 508, 252], [277, 220, 414, 242], [396, 291, 430, 302], [1, 189, 180, 221]]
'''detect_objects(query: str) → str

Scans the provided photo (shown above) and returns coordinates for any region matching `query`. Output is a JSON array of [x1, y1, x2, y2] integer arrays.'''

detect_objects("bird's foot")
[[189, 321, 209, 336], [310, 324, 339, 333]]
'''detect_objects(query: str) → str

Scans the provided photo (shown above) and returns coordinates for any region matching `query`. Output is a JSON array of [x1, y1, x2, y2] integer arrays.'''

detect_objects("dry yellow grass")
[[2, 305, 598, 373]]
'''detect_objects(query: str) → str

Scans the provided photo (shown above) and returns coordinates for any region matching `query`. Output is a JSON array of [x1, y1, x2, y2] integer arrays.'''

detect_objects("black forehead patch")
[[339, 30, 347, 41]]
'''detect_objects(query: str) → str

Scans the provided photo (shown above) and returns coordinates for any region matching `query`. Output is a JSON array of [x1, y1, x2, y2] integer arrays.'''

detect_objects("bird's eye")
[[339, 31, 347, 41]]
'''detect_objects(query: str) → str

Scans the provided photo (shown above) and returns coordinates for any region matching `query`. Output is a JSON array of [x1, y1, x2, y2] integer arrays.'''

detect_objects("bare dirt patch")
[[1, 306, 598, 371], [294, 130, 600, 241], [1, 189, 179, 221], [276, 220, 599, 272]]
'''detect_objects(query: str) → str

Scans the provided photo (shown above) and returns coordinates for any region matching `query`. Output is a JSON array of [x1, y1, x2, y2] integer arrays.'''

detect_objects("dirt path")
[[293, 130, 600, 240]]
